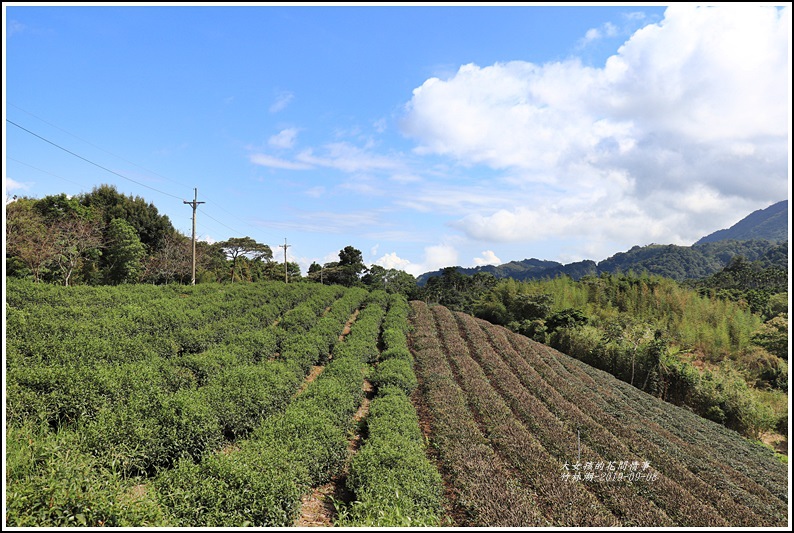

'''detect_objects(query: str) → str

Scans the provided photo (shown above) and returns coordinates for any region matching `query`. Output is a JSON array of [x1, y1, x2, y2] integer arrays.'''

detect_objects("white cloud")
[[373, 243, 460, 277], [305, 186, 325, 198], [422, 244, 460, 271], [269, 91, 294, 113], [581, 22, 619, 46], [374, 252, 412, 270], [584, 28, 602, 43], [249, 153, 313, 170], [8, 20, 26, 37], [5, 177, 30, 193], [296, 143, 401, 173], [472, 250, 502, 267], [269, 128, 299, 149], [401, 5, 790, 250]]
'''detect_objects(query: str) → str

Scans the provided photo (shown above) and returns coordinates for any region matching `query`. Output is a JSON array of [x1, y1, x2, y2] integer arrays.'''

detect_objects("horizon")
[[4, 3, 792, 277]]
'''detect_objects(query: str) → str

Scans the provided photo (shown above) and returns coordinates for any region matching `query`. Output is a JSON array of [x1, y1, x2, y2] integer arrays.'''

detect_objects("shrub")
[[371, 359, 418, 395]]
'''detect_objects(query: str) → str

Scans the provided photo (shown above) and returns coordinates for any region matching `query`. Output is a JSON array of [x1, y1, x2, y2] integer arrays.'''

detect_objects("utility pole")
[[279, 238, 291, 283], [183, 188, 205, 285]]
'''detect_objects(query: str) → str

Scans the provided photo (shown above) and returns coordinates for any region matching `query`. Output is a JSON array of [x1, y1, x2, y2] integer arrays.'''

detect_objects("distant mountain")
[[418, 200, 788, 285], [695, 200, 788, 245]]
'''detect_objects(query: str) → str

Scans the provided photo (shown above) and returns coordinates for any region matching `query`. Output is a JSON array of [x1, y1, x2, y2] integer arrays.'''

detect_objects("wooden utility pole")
[[183, 188, 205, 285], [279, 238, 291, 283]]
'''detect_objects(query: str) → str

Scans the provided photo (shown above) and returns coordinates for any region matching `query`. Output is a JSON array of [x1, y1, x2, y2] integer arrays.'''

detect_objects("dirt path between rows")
[[295, 379, 374, 527], [293, 309, 361, 398]]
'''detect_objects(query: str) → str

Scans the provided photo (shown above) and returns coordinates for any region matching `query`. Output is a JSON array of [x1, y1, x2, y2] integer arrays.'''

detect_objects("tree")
[[217, 236, 273, 283], [103, 218, 145, 284], [6, 198, 59, 282], [142, 231, 193, 284], [510, 293, 553, 322], [195, 241, 228, 283], [52, 215, 103, 286], [307, 261, 324, 283], [79, 184, 175, 253], [337, 245, 367, 286], [546, 308, 589, 331], [752, 314, 789, 360], [362, 265, 418, 297]]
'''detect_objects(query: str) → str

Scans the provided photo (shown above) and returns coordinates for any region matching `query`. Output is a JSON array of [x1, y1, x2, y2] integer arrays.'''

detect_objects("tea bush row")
[[338, 295, 442, 526], [154, 296, 387, 526], [408, 301, 547, 526]]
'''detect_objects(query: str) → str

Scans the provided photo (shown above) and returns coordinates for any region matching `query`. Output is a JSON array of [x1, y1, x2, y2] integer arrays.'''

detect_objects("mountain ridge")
[[417, 200, 788, 285]]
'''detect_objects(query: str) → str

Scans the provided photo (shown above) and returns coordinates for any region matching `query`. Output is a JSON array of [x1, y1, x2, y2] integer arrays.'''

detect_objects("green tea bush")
[[6, 422, 168, 527], [204, 363, 297, 440], [156, 452, 306, 527], [371, 358, 418, 395]]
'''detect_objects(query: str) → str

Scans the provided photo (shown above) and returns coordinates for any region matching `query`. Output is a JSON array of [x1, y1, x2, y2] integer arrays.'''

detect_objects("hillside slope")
[[408, 301, 788, 527], [696, 200, 789, 244]]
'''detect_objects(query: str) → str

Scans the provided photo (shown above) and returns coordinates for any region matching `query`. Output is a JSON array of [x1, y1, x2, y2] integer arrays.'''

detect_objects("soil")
[[293, 379, 374, 526], [760, 432, 788, 455], [339, 309, 360, 341]]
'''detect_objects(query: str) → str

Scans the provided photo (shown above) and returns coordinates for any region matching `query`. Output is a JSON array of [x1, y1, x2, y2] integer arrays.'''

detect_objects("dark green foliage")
[[371, 358, 418, 395], [103, 218, 146, 284], [547, 307, 589, 331], [80, 184, 175, 253], [204, 364, 297, 440], [362, 264, 420, 298]]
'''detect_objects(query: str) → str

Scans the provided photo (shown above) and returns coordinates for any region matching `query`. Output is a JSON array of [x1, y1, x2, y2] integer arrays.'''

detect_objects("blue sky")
[[4, 3, 791, 277]]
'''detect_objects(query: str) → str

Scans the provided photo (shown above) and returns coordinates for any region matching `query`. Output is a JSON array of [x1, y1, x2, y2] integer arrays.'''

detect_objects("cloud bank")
[[401, 5, 791, 252]]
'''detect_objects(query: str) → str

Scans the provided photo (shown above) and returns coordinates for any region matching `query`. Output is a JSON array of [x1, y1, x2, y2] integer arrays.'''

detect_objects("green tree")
[[546, 308, 589, 331], [752, 314, 789, 360], [337, 245, 367, 286], [217, 237, 273, 283], [79, 184, 175, 253], [362, 265, 418, 297], [6, 198, 59, 282], [103, 218, 145, 284]]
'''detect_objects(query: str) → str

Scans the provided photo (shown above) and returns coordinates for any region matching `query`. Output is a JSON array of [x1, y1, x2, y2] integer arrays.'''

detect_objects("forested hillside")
[[418, 199, 788, 285], [696, 200, 788, 244], [418, 239, 787, 285]]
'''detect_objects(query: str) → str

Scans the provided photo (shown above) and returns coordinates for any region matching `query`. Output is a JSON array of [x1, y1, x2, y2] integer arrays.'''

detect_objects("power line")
[[7, 107, 286, 244], [202, 198, 280, 242], [184, 188, 206, 285], [7, 157, 86, 188], [8, 118, 284, 250], [7, 119, 185, 201], [8, 104, 193, 190], [197, 207, 247, 237]]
